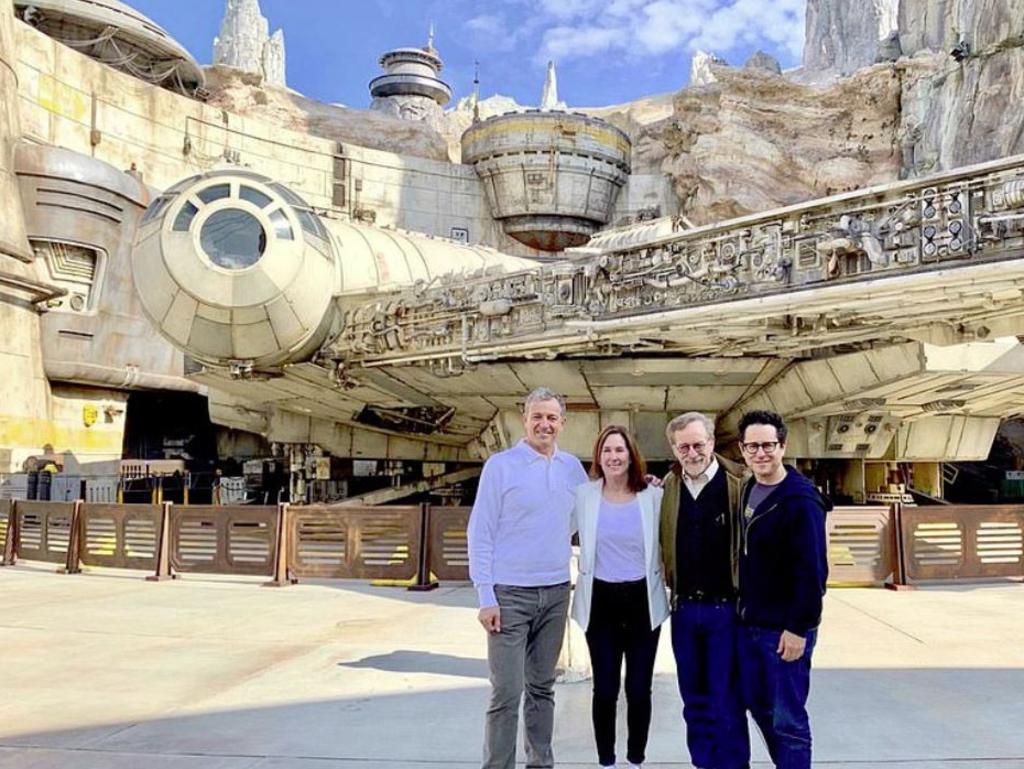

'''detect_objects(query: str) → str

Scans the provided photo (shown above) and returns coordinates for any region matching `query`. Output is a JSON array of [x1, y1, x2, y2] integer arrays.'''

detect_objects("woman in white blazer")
[[571, 425, 670, 769]]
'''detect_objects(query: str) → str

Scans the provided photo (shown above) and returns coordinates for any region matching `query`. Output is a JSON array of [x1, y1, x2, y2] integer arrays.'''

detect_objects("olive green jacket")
[[658, 454, 746, 607]]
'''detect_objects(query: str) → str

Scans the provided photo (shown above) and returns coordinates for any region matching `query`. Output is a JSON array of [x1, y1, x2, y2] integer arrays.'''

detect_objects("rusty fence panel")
[[168, 505, 280, 577], [427, 506, 471, 582], [14, 500, 78, 565], [79, 504, 163, 571], [826, 506, 894, 586], [0, 499, 11, 564], [286, 504, 422, 580], [900, 505, 1024, 582]]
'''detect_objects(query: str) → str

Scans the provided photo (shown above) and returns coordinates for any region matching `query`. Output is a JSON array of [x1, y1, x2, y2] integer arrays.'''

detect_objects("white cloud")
[[465, 12, 524, 53], [532, 0, 805, 65], [539, 25, 621, 60]]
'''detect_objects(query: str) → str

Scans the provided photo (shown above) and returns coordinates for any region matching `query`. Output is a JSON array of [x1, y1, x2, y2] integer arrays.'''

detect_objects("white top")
[[683, 456, 720, 499], [571, 480, 671, 632], [467, 439, 588, 608], [594, 496, 646, 582]]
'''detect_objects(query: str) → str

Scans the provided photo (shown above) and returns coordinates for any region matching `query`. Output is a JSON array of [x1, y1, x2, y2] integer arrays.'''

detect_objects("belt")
[[594, 577, 647, 590]]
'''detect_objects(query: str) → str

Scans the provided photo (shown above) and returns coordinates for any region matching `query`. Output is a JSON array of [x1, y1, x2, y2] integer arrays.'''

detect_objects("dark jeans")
[[738, 625, 818, 769], [670, 601, 750, 769], [484, 583, 570, 769], [584, 578, 661, 767]]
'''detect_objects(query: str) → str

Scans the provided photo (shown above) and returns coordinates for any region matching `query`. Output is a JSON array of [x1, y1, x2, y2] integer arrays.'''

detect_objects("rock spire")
[[213, 0, 287, 87], [540, 61, 559, 109]]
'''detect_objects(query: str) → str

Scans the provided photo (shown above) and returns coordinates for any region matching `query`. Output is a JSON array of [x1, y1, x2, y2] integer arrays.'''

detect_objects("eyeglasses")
[[674, 442, 708, 455], [740, 441, 781, 455]]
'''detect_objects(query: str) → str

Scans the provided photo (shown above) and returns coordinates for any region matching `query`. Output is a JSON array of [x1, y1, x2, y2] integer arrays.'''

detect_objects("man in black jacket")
[[659, 412, 749, 769], [736, 410, 828, 769]]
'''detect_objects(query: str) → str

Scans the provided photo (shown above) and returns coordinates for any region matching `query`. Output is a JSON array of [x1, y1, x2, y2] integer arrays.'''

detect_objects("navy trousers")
[[670, 602, 750, 769], [738, 626, 818, 769]]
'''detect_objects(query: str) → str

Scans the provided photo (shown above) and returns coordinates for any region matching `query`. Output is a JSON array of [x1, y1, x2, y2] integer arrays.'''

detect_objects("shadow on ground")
[[1, 668, 1023, 768]]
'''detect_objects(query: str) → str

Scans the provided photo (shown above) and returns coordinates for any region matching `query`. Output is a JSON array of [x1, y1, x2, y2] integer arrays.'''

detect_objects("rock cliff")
[[803, 0, 899, 77], [652, 63, 902, 223], [639, 0, 1024, 223]]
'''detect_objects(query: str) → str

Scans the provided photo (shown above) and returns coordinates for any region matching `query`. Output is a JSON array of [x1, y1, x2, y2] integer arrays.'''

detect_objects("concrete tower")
[[369, 28, 452, 125]]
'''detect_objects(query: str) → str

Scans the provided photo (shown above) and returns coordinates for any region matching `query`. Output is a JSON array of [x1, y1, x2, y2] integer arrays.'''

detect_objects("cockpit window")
[[269, 182, 308, 207], [268, 208, 294, 241], [142, 195, 171, 223], [297, 209, 329, 240], [240, 186, 273, 208], [197, 184, 231, 204], [200, 209, 267, 270], [172, 201, 199, 232]]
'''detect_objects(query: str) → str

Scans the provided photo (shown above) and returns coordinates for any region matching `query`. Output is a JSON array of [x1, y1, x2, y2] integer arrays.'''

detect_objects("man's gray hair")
[[524, 386, 567, 416], [665, 411, 715, 441]]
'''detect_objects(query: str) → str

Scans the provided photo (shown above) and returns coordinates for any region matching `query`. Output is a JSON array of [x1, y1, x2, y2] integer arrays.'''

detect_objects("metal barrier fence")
[[900, 505, 1024, 583], [1, 499, 1021, 588], [426, 506, 471, 582], [0, 499, 11, 564], [284, 504, 423, 580], [13, 500, 78, 568], [827, 506, 894, 586], [165, 505, 280, 578], [79, 503, 164, 571]]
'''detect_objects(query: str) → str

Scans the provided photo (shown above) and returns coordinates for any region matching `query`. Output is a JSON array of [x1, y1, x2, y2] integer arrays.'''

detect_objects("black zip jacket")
[[737, 466, 830, 636]]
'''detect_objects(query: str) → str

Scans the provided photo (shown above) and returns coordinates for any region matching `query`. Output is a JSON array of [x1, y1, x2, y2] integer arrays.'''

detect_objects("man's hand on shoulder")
[[644, 474, 664, 488], [777, 629, 806, 661], [478, 606, 501, 634]]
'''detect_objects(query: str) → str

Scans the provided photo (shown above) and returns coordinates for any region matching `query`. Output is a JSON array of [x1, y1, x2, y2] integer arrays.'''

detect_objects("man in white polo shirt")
[[468, 387, 588, 769]]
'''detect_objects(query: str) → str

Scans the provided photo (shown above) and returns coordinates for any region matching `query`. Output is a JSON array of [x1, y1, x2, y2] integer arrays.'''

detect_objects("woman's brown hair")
[[589, 425, 648, 492]]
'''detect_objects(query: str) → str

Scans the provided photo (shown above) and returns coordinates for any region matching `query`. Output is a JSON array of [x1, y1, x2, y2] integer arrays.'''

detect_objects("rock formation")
[[539, 61, 567, 110], [802, 0, 899, 77], [745, 51, 782, 75], [689, 51, 727, 86], [896, 0, 1024, 175], [213, 0, 287, 88], [653, 63, 901, 223]]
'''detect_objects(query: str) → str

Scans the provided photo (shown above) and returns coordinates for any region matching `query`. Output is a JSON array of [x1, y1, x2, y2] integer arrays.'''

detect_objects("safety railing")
[[1, 499, 1020, 589]]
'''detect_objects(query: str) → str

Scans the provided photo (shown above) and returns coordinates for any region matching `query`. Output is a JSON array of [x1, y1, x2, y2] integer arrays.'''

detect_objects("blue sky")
[[130, 0, 806, 108]]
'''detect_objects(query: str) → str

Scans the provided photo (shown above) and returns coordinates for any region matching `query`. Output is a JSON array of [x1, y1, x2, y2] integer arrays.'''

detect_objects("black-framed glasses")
[[674, 441, 708, 455], [740, 441, 780, 455]]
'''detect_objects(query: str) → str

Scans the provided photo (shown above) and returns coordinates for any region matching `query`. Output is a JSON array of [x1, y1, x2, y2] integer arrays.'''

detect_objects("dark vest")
[[676, 468, 736, 600]]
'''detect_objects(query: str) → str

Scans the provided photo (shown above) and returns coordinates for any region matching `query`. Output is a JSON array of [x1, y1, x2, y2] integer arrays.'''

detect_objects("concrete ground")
[[0, 564, 1022, 768]]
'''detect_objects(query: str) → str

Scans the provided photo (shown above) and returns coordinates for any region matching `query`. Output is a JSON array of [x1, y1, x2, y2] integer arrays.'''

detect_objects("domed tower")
[[368, 26, 452, 123]]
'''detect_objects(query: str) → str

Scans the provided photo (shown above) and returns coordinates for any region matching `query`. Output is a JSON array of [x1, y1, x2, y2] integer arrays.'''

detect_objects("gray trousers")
[[483, 582, 570, 769]]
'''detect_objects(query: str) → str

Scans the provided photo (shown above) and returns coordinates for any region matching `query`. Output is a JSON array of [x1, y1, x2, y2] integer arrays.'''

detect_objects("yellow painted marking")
[[37, 74, 88, 121], [0, 415, 122, 454]]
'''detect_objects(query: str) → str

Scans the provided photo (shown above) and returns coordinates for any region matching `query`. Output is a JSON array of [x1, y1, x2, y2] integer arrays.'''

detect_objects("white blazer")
[[570, 479, 671, 632]]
